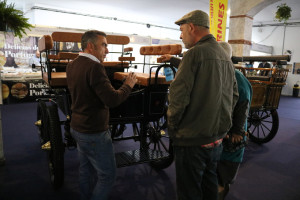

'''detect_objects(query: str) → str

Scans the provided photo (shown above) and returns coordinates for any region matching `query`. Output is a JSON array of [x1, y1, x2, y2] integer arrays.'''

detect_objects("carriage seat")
[[38, 32, 134, 87]]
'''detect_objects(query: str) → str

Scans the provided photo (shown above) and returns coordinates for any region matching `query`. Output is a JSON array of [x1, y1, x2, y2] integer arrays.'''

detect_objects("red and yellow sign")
[[209, 0, 228, 41]]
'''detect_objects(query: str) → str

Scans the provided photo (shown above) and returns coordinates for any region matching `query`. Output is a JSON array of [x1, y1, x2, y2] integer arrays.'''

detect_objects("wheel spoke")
[[260, 120, 273, 123], [157, 139, 168, 152], [261, 122, 271, 133], [251, 124, 258, 135], [256, 124, 260, 138], [259, 111, 264, 118], [259, 124, 267, 138]]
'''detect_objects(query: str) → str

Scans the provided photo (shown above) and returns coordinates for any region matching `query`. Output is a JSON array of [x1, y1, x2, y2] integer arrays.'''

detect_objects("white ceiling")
[[8, 0, 300, 28]]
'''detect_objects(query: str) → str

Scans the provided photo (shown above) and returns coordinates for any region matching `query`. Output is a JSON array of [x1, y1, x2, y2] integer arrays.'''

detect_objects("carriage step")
[[115, 149, 169, 168]]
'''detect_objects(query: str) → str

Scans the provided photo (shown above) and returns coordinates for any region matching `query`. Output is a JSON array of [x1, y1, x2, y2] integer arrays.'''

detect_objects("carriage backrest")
[[38, 32, 131, 53]]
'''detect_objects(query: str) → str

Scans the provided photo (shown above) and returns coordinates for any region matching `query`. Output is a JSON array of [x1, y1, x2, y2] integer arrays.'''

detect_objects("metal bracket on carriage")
[[139, 44, 182, 63]]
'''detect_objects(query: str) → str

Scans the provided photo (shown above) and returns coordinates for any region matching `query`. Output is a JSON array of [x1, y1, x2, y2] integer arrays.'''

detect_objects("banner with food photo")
[[1, 80, 51, 104]]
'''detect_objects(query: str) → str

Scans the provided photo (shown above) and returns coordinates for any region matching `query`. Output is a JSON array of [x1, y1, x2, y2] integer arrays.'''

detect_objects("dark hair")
[[81, 30, 106, 51]]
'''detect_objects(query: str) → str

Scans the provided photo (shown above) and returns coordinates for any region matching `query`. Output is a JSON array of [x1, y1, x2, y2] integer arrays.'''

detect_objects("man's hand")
[[225, 133, 243, 143], [158, 54, 173, 62], [124, 72, 137, 88]]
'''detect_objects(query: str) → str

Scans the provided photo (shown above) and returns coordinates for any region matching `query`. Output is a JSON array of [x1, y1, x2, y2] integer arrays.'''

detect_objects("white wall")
[[28, 8, 181, 40], [25, 5, 300, 95], [252, 25, 300, 96], [25, 7, 185, 74]]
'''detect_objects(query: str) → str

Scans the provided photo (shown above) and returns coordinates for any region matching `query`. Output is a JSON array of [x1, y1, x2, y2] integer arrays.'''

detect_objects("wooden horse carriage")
[[35, 31, 179, 188], [232, 55, 290, 144]]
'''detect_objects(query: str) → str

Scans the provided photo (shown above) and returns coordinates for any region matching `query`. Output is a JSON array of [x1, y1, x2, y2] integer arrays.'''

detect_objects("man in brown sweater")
[[66, 30, 136, 200]]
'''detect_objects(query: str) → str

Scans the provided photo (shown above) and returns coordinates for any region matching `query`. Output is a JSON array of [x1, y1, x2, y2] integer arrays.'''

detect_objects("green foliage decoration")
[[0, 0, 34, 38], [275, 3, 292, 23]]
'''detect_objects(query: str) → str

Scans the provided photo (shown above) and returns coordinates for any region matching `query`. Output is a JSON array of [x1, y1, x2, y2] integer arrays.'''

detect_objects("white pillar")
[[228, 0, 280, 56]]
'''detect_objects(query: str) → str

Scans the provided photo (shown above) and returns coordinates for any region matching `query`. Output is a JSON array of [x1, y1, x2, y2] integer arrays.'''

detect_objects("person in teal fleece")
[[217, 41, 253, 200]]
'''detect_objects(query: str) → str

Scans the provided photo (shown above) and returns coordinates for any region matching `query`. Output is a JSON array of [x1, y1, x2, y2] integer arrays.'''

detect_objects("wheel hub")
[[148, 127, 161, 143]]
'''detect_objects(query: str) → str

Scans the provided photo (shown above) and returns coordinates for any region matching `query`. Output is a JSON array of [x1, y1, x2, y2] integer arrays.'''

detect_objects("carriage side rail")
[[234, 55, 290, 110], [232, 55, 291, 64]]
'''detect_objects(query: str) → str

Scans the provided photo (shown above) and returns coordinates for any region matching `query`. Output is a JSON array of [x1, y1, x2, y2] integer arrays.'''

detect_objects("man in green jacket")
[[167, 10, 239, 200]]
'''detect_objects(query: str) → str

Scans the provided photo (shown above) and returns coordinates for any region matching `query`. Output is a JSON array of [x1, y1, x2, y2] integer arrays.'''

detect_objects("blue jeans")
[[71, 128, 116, 200], [174, 144, 223, 200]]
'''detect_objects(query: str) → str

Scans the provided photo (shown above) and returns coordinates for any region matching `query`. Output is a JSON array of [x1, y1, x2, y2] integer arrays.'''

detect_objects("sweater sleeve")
[[90, 63, 132, 108]]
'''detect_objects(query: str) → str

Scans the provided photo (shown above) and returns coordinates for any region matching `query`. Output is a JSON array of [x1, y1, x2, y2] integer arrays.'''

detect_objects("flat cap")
[[175, 10, 209, 28]]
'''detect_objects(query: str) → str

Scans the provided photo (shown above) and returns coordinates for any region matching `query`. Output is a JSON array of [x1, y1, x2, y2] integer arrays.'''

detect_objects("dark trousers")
[[174, 145, 223, 200]]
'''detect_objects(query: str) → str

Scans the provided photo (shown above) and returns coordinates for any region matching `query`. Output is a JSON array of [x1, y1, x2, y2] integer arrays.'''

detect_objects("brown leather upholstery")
[[39, 32, 132, 88], [51, 32, 83, 42], [38, 35, 53, 52], [106, 35, 130, 45], [43, 72, 67, 87], [118, 57, 135, 61], [124, 47, 133, 52], [58, 52, 79, 60], [103, 61, 129, 67], [114, 72, 171, 86], [140, 44, 182, 55]]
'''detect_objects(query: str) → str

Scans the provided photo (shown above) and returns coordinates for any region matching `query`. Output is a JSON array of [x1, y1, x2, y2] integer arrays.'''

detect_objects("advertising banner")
[[1, 79, 51, 104], [209, 0, 228, 41], [0, 32, 40, 68]]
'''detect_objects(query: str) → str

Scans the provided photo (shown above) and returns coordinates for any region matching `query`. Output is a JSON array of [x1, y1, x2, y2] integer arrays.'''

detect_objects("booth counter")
[[1, 67, 50, 104]]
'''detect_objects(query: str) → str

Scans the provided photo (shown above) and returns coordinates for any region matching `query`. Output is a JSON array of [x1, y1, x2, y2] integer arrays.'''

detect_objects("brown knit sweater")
[[66, 56, 132, 133]]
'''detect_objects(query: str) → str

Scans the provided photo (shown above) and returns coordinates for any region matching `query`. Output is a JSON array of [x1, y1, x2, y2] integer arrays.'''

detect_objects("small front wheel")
[[36, 100, 48, 144], [46, 104, 65, 189], [247, 109, 279, 144]]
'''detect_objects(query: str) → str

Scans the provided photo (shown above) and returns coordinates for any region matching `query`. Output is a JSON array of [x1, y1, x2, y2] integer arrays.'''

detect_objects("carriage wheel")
[[147, 112, 174, 169], [247, 109, 279, 144], [46, 104, 65, 189], [36, 100, 49, 144]]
